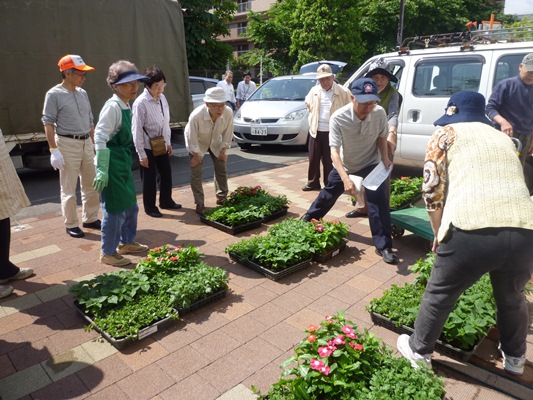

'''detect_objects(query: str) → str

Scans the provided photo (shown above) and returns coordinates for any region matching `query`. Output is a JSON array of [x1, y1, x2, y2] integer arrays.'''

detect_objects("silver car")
[[233, 75, 317, 149]]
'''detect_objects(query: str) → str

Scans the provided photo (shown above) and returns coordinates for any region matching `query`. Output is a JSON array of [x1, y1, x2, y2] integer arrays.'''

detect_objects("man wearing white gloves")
[[42, 55, 101, 238]]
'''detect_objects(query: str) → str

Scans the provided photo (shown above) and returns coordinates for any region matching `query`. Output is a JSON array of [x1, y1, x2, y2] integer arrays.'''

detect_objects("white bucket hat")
[[203, 87, 226, 103]]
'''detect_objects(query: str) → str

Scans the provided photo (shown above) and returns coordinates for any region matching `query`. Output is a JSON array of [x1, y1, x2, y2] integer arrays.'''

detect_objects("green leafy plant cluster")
[[69, 245, 229, 339], [252, 312, 445, 399], [203, 185, 289, 227], [225, 218, 348, 270], [390, 176, 423, 209], [367, 253, 497, 351]]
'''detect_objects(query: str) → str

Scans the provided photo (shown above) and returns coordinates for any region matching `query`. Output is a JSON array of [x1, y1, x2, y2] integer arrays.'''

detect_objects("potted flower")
[[70, 245, 229, 348], [201, 185, 290, 234], [306, 218, 349, 262], [252, 312, 445, 399], [367, 253, 497, 357], [390, 176, 423, 210]]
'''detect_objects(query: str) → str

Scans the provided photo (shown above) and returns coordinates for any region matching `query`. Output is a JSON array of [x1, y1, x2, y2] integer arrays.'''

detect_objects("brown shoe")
[[100, 253, 131, 267], [196, 205, 206, 215], [216, 199, 225, 206], [117, 242, 149, 255]]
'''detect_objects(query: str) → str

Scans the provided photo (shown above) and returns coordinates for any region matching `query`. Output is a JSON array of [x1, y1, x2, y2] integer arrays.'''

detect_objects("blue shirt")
[[486, 75, 533, 135]]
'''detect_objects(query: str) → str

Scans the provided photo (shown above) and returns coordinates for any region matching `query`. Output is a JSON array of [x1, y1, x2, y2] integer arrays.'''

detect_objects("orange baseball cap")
[[58, 55, 95, 72]]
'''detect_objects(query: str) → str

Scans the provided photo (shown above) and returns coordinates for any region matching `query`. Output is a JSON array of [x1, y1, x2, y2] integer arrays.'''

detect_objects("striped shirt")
[[132, 88, 171, 159]]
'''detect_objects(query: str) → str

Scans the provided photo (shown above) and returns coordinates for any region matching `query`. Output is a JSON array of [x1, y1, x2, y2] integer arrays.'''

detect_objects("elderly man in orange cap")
[[42, 55, 101, 238]]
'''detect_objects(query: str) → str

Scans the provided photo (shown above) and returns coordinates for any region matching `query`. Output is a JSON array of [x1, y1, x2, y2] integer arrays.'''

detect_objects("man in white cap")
[[303, 64, 351, 192], [486, 53, 533, 194], [42, 55, 101, 238], [185, 87, 234, 214]]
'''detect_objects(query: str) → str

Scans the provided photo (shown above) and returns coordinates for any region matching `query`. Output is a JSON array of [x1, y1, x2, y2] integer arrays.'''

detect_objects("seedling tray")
[[313, 240, 347, 263], [74, 288, 228, 350], [370, 312, 481, 361], [228, 252, 312, 281], [262, 206, 289, 223], [199, 215, 263, 235]]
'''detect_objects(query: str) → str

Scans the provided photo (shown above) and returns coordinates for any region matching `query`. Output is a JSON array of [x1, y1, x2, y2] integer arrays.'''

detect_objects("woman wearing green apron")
[[93, 60, 149, 266]]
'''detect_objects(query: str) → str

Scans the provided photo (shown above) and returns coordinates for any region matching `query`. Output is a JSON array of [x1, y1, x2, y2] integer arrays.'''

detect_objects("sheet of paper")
[[348, 174, 363, 192], [362, 162, 391, 191]]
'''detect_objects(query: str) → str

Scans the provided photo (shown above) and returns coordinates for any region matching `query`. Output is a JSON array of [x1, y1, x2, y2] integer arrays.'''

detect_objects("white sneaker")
[[397, 334, 432, 370], [117, 242, 149, 255], [0, 285, 14, 299], [0, 268, 34, 284], [498, 343, 525, 375]]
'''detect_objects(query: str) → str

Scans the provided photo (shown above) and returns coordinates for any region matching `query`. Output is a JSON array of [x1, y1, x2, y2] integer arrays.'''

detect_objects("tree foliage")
[[181, 0, 237, 71], [245, 0, 507, 74]]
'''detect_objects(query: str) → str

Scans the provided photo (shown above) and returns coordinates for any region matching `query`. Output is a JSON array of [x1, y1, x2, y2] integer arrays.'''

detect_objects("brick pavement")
[[1, 159, 532, 399]]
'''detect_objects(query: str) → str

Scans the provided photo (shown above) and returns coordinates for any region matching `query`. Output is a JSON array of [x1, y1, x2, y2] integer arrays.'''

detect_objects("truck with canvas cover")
[[0, 0, 191, 169]]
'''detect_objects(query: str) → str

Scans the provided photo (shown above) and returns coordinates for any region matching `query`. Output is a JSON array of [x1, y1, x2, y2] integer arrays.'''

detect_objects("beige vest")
[[439, 123, 533, 241]]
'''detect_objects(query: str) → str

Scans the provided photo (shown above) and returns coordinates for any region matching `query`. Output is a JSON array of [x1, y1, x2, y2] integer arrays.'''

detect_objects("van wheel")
[[238, 143, 252, 150]]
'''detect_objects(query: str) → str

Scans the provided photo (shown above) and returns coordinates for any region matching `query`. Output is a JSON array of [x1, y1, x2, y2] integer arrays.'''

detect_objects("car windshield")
[[248, 78, 317, 101]]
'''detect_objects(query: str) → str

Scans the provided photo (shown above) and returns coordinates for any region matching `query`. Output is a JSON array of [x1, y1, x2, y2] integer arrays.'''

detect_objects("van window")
[[413, 57, 484, 96], [493, 54, 527, 87]]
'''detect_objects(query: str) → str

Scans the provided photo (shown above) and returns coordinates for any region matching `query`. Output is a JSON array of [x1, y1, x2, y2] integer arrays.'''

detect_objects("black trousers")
[[140, 148, 175, 212], [0, 217, 20, 280], [306, 131, 332, 188]]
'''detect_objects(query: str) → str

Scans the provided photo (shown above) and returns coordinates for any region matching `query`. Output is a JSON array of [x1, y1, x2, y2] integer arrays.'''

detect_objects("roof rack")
[[398, 25, 533, 53]]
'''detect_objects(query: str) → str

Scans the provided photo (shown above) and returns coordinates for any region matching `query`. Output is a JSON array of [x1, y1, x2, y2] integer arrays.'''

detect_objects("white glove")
[[50, 148, 65, 171]]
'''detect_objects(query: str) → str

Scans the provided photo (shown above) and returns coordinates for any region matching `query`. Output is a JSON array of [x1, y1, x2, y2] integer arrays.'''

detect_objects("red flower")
[[349, 342, 364, 351], [307, 324, 319, 332], [315, 224, 324, 232], [307, 334, 316, 343]]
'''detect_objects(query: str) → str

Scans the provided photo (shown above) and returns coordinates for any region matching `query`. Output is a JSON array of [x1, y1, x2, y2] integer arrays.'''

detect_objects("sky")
[[504, 0, 533, 15]]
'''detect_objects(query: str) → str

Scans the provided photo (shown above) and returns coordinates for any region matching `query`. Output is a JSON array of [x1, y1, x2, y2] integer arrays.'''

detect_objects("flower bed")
[[390, 176, 423, 210], [366, 253, 497, 356], [70, 245, 229, 348], [201, 186, 290, 233], [252, 312, 445, 399], [225, 218, 349, 279]]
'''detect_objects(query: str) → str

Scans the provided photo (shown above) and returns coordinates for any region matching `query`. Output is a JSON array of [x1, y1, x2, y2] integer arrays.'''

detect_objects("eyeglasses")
[[152, 82, 167, 91], [208, 104, 225, 110]]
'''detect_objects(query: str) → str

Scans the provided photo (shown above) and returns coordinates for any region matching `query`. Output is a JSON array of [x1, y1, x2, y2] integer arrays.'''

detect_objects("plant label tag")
[[332, 249, 340, 257], [138, 324, 158, 340]]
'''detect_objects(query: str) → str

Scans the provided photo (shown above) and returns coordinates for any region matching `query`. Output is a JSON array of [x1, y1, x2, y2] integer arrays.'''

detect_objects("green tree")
[[246, 0, 364, 74], [181, 0, 237, 71]]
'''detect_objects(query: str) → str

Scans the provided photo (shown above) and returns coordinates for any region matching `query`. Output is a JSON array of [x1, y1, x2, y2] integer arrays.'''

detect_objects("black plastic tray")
[[176, 287, 228, 315], [370, 312, 481, 361], [262, 206, 288, 223], [199, 215, 263, 235], [228, 251, 311, 281], [313, 240, 347, 263]]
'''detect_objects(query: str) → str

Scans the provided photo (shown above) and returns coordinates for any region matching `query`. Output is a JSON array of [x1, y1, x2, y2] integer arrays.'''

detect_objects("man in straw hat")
[[397, 90, 533, 376], [302, 64, 351, 192], [185, 87, 234, 215]]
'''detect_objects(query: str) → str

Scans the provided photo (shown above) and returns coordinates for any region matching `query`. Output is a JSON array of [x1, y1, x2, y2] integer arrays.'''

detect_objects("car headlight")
[[234, 110, 242, 120], [284, 109, 306, 121]]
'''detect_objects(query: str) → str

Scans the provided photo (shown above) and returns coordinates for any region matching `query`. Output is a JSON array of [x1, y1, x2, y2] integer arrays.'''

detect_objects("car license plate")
[[251, 126, 267, 136]]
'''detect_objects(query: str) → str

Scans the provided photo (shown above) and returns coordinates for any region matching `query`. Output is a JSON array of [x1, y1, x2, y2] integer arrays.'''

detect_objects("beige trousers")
[[190, 150, 228, 206], [56, 135, 100, 228]]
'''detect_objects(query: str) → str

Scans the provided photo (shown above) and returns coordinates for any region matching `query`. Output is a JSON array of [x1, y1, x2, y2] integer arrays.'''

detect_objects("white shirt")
[[318, 88, 333, 132], [236, 80, 255, 101], [216, 80, 236, 103]]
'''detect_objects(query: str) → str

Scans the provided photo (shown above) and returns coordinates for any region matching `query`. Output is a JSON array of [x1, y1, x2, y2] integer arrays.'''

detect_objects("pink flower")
[[316, 224, 324, 232], [307, 324, 319, 332], [333, 220, 339, 225], [319, 365, 331, 376], [318, 344, 336, 357], [311, 218, 319, 223], [342, 325, 357, 339], [325, 315, 334, 322], [145, 257, 152, 261], [332, 335, 345, 345], [349, 342, 364, 351], [310, 358, 324, 371], [169, 256, 179, 261]]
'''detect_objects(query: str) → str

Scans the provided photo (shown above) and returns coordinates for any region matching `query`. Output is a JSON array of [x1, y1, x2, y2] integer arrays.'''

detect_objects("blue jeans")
[[100, 193, 139, 256], [410, 226, 533, 357], [306, 165, 392, 250]]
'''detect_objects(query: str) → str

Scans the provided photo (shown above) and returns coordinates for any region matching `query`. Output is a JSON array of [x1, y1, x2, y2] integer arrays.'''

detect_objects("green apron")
[[102, 101, 137, 213]]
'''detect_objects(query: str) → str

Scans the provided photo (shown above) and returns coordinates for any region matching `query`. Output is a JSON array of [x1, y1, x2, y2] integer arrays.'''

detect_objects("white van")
[[344, 28, 533, 167]]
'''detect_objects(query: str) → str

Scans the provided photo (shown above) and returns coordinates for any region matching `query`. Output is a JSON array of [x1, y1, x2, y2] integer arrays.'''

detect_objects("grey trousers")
[[190, 150, 228, 206], [410, 226, 533, 358]]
